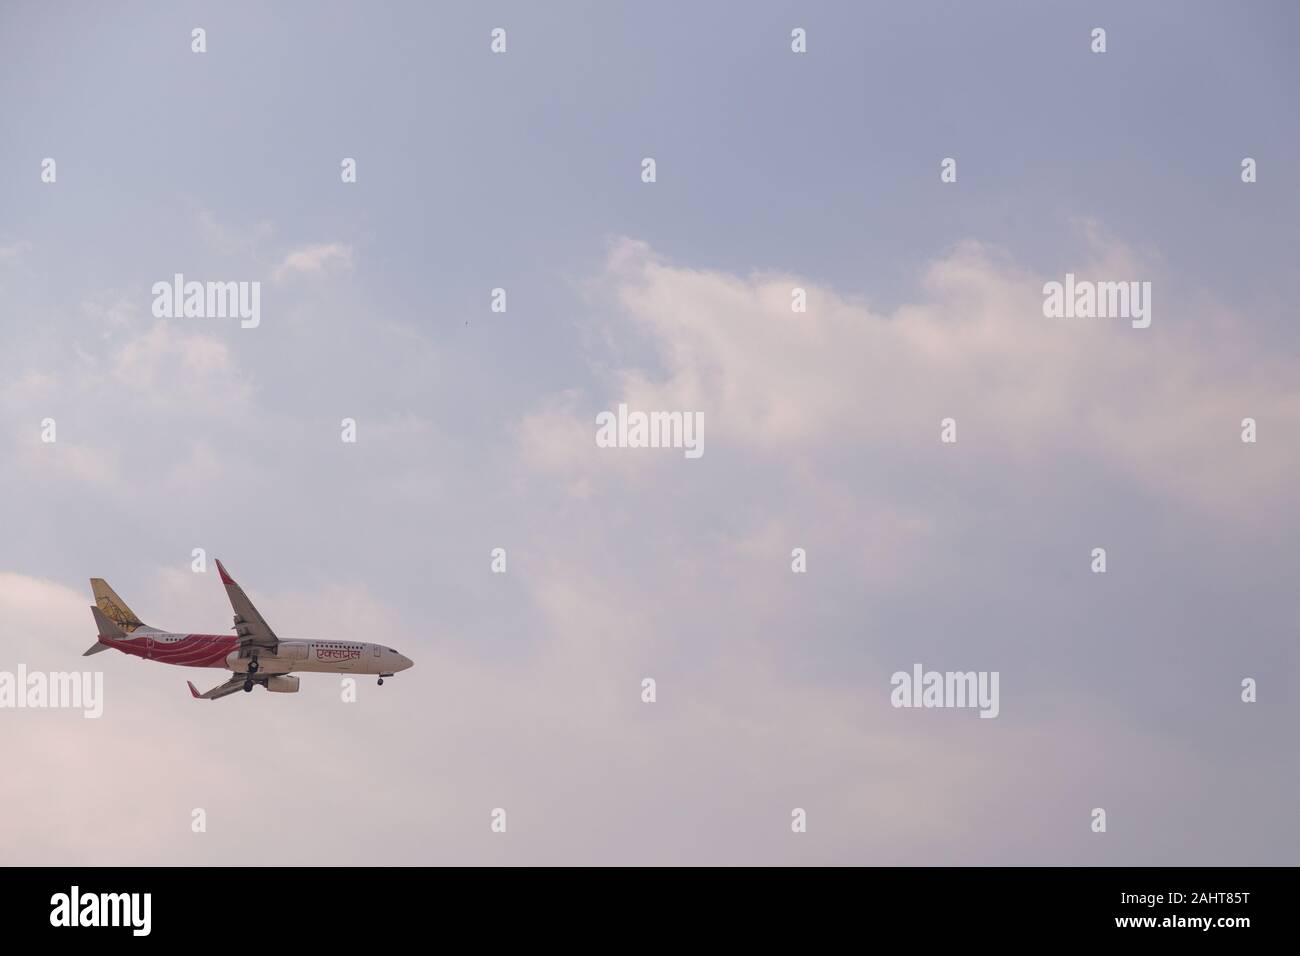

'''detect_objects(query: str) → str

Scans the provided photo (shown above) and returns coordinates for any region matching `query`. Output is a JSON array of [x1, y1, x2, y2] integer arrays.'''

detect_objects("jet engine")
[[266, 675, 300, 693]]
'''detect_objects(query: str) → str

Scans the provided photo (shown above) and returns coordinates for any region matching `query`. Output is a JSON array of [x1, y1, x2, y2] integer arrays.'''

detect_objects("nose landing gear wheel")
[[377, 678, 384, 686]]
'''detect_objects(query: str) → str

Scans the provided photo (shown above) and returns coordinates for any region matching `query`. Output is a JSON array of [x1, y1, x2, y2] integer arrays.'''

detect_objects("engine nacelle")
[[266, 675, 300, 693]]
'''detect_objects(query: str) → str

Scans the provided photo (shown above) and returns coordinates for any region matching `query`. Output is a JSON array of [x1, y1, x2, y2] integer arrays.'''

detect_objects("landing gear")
[[248, 657, 259, 674], [377, 678, 384, 686], [243, 680, 253, 692]]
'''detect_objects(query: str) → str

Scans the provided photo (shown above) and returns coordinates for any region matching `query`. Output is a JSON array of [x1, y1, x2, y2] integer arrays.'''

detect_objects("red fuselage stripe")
[[99, 634, 238, 668]]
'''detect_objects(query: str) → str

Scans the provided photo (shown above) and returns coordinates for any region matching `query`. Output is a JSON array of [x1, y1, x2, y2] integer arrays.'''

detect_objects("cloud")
[[7, 565, 1257, 867], [524, 236, 1300, 520], [1, 295, 257, 497], [272, 243, 354, 282], [112, 321, 237, 387], [1, 233, 1294, 866], [0, 570, 417, 865]]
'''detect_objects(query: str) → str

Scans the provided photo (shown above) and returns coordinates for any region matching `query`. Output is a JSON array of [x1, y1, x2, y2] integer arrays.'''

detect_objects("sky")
[[1, 1, 1298, 865]]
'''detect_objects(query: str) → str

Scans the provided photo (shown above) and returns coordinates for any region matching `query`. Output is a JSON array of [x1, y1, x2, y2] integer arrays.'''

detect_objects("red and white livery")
[[82, 560, 414, 700]]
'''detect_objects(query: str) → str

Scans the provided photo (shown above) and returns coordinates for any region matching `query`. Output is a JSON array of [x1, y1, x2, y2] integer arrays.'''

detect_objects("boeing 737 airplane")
[[82, 560, 414, 700]]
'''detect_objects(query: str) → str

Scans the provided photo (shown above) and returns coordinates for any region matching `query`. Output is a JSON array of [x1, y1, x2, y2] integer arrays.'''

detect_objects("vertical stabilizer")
[[90, 578, 146, 632], [85, 605, 122, 655]]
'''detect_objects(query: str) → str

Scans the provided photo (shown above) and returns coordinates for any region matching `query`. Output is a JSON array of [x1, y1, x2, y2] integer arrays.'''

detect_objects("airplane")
[[81, 559, 414, 700]]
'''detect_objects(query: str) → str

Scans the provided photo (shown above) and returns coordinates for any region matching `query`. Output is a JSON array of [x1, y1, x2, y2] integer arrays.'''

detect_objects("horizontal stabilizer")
[[82, 641, 110, 656]]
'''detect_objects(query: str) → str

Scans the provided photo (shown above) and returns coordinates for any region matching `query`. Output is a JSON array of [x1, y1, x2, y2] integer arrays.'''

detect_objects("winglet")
[[215, 559, 235, 586], [187, 681, 201, 698]]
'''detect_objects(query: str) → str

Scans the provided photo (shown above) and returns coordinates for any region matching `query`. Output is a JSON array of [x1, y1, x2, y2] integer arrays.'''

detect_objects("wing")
[[214, 559, 279, 651], [188, 676, 247, 701]]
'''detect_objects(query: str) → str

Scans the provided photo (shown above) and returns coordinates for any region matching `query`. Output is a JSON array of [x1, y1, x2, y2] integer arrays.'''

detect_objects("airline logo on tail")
[[91, 579, 145, 633]]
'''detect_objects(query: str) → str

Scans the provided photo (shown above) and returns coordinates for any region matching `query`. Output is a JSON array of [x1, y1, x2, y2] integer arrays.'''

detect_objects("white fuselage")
[[230, 639, 411, 676]]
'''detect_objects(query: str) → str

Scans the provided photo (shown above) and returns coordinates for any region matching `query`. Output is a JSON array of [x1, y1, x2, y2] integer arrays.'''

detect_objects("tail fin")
[[85, 605, 123, 655], [90, 578, 146, 633], [90, 605, 124, 640]]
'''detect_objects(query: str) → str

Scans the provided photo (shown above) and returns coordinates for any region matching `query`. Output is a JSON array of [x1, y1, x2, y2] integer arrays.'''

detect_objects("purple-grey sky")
[[1, 1, 1297, 864]]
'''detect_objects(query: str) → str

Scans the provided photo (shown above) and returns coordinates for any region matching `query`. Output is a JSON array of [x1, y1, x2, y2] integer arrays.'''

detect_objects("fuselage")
[[96, 632, 413, 676]]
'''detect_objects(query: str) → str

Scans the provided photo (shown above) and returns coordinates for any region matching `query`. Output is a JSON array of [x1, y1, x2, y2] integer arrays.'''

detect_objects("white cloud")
[[523, 235, 1300, 519], [272, 243, 354, 281]]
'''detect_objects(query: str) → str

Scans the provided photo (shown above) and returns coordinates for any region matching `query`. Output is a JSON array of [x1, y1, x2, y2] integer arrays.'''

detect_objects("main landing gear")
[[248, 656, 260, 674], [243, 680, 253, 692]]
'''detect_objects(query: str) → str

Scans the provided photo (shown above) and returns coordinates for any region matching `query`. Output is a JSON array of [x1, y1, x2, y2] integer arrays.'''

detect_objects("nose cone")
[[398, 654, 414, 672]]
